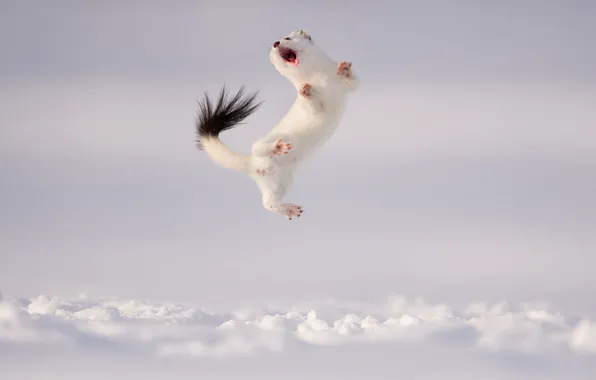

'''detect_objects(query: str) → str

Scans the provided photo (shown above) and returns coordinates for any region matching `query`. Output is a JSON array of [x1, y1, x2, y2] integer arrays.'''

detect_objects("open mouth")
[[278, 46, 298, 65]]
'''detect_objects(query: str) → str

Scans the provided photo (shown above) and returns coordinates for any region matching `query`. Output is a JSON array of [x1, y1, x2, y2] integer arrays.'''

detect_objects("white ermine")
[[196, 29, 359, 220]]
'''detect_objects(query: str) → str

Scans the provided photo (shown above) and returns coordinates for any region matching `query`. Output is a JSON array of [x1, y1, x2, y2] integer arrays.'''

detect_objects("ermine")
[[196, 29, 359, 220]]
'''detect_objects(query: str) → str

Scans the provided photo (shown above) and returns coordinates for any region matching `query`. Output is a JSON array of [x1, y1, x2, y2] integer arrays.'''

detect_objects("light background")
[[1, 0, 595, 314]]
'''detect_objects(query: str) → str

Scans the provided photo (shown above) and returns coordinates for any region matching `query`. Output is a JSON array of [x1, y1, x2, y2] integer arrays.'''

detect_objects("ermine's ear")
[[296, 29, 312, 41]]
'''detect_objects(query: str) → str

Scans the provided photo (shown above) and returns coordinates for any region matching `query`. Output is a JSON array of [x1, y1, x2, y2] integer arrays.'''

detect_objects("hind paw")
[[273, 138, 292, 156], [283, 204, 304, 220]]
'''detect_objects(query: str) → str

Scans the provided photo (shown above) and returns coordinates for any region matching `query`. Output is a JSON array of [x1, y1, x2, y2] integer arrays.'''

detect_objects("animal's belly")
[[270, 100, 346, 161], [290, 123, 339, 162]]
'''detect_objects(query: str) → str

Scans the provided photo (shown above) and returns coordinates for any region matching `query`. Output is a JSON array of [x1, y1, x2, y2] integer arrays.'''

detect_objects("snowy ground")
[[1, 293, 596, 379]]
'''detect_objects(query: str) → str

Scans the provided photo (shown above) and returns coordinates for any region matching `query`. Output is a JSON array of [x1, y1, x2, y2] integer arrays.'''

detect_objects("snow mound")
[[0, 294, 594, 358]]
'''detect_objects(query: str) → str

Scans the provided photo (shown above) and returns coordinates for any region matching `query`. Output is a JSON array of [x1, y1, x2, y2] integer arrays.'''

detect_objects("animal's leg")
[[250, 136, 294, 178], [258, 175, 303, 220], [337, 61, 359, 91], [251, 137, 293, 158], [298, 83, 323, 112], [262, 196, 304, 220]]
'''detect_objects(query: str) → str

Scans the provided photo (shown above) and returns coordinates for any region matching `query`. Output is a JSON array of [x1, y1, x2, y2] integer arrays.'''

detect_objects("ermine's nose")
[[273, 41, 280, 48]]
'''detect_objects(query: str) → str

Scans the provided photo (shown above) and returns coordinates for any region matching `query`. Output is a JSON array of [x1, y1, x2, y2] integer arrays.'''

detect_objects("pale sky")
[[1, 1, 595, 313]]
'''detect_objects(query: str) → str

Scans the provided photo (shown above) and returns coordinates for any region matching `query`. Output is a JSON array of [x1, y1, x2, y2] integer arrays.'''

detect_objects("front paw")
[[337, 61, 352, 79], [299, 83, 313, 99], [273, 138, 293, 156]]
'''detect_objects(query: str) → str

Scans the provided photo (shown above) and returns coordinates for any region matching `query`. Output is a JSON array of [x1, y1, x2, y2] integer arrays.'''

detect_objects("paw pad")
[[299, 83, 312, 98], [273, 138, 292, 156], [337, 61, 352, 78]]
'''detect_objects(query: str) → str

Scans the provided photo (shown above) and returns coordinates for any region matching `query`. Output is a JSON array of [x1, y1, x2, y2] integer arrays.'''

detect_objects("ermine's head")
[[269, 30, 330, 84]]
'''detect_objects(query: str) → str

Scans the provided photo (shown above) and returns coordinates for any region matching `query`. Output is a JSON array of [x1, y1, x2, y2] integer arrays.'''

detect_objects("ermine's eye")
[[284, 37, 291, 40]]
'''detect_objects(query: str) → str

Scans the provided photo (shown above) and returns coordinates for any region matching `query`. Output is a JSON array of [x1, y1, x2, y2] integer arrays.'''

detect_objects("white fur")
[[202, 29, 359, 219], [201, 136, 249, 172]]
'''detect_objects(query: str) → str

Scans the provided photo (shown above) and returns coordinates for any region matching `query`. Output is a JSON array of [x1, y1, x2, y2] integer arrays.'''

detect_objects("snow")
[[1, 294, 595, 379], [570, 320, 596, 354]]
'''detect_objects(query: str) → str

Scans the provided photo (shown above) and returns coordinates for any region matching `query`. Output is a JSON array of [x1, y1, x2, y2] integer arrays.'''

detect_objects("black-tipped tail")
[[195, 86, 262, 146]]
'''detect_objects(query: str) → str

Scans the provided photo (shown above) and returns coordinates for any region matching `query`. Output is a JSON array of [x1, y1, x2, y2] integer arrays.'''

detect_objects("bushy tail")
[[195, 86, 262, 172]]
